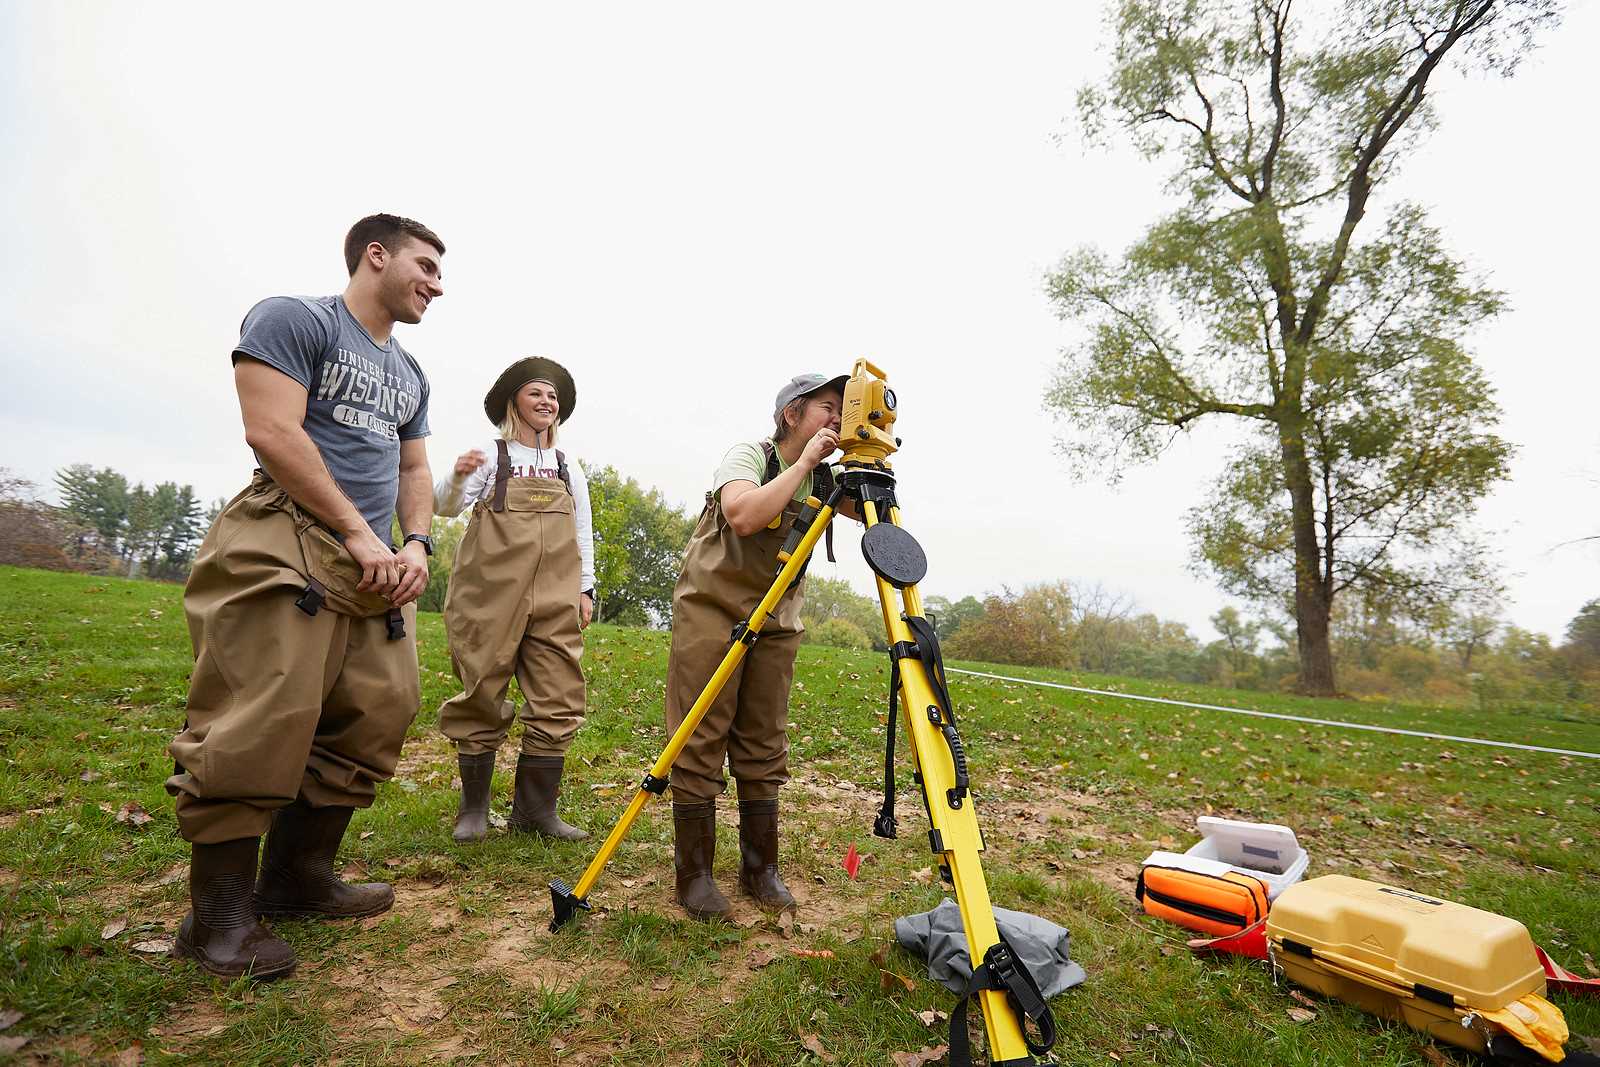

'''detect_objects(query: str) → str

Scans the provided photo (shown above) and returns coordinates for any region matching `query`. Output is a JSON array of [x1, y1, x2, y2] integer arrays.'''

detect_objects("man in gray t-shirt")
[[165, 214, 444, 983], [234, 293, 431, 539]]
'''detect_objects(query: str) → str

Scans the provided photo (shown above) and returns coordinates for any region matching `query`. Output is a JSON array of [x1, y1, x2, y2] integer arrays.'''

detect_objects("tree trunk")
[[1278, 417, 1338, 696]]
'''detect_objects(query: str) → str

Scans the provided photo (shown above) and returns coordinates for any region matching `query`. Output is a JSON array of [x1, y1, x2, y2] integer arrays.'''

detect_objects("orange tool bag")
[[1136, 859, 1270, 938]]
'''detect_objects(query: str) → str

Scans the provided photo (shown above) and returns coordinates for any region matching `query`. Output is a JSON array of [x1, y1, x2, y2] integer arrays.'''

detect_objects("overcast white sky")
[[2, 2, 1596, 643]]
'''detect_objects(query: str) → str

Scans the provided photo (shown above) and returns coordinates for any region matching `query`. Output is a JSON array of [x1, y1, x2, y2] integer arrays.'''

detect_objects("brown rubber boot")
[[673, 800, 731, 921], [737, 798, 796, 911], [253, 798, 395, 918], [173, 837, 297, 981], [453, 751, 496, 843], [508, 755, 588, 841]]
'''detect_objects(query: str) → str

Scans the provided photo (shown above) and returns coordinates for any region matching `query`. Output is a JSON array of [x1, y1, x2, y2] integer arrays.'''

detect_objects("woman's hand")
[[454, 449, 488, 478], [801, 426, 840, 468], [579, 591, 594, 630]]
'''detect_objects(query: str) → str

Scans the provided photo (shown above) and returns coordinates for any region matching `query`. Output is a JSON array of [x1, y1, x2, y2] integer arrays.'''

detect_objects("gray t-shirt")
[[233, 295, 430, 540]]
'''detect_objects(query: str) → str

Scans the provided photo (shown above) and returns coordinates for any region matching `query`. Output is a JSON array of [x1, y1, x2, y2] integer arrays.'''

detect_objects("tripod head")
[[839, 358, 899, 469]]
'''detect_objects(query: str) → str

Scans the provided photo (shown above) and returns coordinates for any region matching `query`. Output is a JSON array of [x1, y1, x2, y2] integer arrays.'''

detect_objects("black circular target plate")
[[861, 523, 928, 589]]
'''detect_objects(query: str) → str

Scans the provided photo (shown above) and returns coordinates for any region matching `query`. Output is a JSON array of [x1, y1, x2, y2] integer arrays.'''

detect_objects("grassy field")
[[1, 564, 1596, 1066]]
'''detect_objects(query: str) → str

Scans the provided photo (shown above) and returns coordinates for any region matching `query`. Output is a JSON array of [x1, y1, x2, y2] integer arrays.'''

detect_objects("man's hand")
[[349, 527, 401, 596], [801, 426, 840, 468], [579, 591, 594, 630], [389, 541, 430, 606], [454, 450, 488, 478]]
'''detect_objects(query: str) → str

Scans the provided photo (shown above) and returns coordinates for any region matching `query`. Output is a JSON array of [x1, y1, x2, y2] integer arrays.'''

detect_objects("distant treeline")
[[798, 576, 1600, 712], [9, 463, 1594, 711]]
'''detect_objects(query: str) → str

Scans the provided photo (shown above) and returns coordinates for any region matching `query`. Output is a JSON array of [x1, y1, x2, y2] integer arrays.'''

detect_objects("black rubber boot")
[[737, 798, 796, 911], [173, 837, 297, 980], [673, 800, 731, 921], [508, 755, 588, 841], [253, 798, 395, 918], [453, 751, 496, 843]]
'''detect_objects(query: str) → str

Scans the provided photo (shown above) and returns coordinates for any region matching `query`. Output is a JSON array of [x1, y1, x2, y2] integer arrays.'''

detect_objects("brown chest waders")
[[438, 440, 586, 757], [167, 471, 419, 844], [550, 361, 1059, 1066]]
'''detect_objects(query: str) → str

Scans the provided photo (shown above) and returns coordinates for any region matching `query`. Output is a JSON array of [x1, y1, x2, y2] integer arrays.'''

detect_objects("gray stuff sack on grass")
[[894, 898, 1087, 997]]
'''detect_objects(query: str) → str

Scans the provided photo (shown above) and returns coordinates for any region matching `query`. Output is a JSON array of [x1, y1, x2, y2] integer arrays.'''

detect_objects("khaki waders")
[[439, 441, 587, 840], [167, 472, 420, 844], [166, 471, 419, 978], [665, 468, 809, 916]]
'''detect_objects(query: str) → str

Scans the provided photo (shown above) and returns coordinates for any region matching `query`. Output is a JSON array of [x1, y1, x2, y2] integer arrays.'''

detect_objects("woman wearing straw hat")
[[433, 357, 595, 843], [664, 372, 848, 920]]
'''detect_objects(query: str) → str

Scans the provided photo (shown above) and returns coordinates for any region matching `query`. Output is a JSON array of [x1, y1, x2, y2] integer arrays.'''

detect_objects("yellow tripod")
[[550, 360, 1056, 1066]]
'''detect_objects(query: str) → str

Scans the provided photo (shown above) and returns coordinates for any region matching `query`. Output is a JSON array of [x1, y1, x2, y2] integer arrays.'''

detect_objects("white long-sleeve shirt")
[[433, 440, 596, 594]]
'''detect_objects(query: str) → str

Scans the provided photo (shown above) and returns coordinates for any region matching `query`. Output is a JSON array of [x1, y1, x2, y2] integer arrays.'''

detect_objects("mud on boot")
[[673, 800, 731, 921], [174, 836, 297, 981], [508, 754, 588, 841], [253, 798, 395, 918], [453, 751, 496, 843], [737, 798, 795, 911]]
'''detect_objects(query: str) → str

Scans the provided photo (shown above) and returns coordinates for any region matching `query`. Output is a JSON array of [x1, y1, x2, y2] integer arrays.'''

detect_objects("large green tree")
[[1047, 0, 1548, 694], [584, 464, 695, 626]]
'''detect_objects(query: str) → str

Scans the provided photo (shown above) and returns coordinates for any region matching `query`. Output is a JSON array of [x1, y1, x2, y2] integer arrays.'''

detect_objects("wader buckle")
[[295, 579, 328, 617]]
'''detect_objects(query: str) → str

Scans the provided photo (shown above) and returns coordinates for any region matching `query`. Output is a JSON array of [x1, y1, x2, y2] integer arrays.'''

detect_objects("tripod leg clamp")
[[641, 773, 670, 795], [730, 621, 759, 646]]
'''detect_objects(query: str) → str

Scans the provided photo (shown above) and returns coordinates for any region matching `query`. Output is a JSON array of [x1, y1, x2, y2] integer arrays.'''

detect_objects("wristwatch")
[[403, 533, 434, 556]]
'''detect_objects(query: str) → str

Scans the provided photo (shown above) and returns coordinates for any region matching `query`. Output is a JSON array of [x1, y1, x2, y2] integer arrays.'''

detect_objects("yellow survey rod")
[[549, 496, 839, 930], [861, 499, 1034, 1065]]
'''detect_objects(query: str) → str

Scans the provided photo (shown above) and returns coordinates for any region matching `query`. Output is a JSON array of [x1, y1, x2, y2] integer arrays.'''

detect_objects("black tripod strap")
[[874, 652, 903, 838], [948, 939, 1057, 1067]]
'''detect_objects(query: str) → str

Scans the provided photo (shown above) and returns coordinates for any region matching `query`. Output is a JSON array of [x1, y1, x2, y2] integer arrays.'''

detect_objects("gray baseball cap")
[[774, 373, 848, 426]]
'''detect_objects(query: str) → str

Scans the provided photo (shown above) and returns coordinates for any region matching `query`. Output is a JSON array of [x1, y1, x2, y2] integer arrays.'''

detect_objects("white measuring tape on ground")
[[944, 667, 1600, 760]]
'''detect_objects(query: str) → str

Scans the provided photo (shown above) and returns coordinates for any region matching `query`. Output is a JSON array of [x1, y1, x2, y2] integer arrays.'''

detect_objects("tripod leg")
[[861, 499, 1047, 1065], [550, 496, 841, 932]]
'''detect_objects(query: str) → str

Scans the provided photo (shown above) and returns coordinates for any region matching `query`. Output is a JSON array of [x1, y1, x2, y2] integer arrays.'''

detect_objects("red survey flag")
[[843, 843, 861, 880]]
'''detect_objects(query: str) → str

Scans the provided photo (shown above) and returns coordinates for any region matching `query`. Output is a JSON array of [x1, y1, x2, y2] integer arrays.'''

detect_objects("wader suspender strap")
[[949, 938, 1057, 1067], [760, 441, 835, 564], [875, 613, 967, 838], [494, 440, 571, 508], [555, 449, 572, 496], [492, 440, 511, 512]]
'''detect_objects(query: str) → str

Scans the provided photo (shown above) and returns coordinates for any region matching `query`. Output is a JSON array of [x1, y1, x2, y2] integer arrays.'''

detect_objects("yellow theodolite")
[[550, 359, 1058, 1066]]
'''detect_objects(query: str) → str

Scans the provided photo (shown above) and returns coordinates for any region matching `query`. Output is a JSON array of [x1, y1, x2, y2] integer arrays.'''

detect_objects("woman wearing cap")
[[433, 357, 596, 844], [664, 372, 850, 920]]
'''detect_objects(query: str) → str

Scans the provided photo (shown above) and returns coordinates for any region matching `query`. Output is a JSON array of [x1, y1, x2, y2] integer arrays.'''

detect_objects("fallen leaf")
[[889, 1045, 947, 1067], [914, 1009, 946, 1027], [878, 969, 916, 994], [799, 1032, 836, 1063], [747, 949, 777, 970], [110, 1041, 144, 1066], [101, 917, 128, 940], [0, 1010, 21, 1030], [131, 939, 173, 954], [80, 770, 101, 782], [1289, 989, 1318, 1008], [1286, 1006, 1316, 1023], [0, 1036, 30, 1055], [791, 948, 835, 959], [909, 867, 934, 884], [115, 801, 153, 829], [384, 858, 402, 867], [652, 977, 670, 991], [870, 944, 891, 968], [359, 830, 374, 840]]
